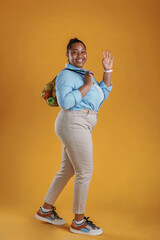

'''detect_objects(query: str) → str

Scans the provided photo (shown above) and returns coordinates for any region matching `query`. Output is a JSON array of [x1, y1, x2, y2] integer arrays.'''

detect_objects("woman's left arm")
[[99, 49, 114, 100]]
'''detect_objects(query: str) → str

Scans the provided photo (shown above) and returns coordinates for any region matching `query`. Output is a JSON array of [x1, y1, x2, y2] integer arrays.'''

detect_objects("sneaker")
[[70, 216, 103, 235], [35, 206, 65, 225]]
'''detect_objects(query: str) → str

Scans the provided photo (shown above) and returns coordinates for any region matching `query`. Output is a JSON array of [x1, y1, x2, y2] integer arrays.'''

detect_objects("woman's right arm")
[[78, 72, 93, 98], [55, 71, 93, 110]]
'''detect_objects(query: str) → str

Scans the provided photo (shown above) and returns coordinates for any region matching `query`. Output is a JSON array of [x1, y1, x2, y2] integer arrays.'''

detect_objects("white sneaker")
[[35, 206, 65, 225], [70, 216, 103, 235]]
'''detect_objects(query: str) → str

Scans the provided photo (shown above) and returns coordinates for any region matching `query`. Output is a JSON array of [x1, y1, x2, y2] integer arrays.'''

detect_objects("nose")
[[77, 52, 83, 58]]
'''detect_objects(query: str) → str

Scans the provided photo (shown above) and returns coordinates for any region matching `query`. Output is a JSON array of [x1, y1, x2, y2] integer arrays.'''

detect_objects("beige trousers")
[[44, 109, 98, 214]]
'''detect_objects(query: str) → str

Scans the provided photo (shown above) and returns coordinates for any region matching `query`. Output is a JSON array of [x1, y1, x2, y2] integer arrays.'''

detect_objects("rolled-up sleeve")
[[100, 81, 113, 100], [55, 70, 82, 109]]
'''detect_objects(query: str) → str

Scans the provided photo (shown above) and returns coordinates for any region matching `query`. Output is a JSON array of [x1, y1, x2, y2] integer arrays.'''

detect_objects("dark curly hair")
[[67, 38, 86, 53]]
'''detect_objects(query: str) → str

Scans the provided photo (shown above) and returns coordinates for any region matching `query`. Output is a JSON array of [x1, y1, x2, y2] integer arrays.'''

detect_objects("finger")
[[106, 49, 109, 58], [102, 50, 105, 58], [111, 55, 115, 62], [89, 70, 94, 76], [108, 51, 111, 58], [86, 71, 94, 76]]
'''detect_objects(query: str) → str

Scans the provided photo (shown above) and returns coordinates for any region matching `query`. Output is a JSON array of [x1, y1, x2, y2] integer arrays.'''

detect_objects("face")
[[66, 42, 87, 69]]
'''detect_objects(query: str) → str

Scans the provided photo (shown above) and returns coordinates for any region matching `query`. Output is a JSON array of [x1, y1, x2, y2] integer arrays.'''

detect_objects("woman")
[[35, 38, 114, 236]]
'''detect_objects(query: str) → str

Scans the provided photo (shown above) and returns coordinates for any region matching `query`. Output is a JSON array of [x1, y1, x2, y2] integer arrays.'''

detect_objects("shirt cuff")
[[71, 90, 82, 104], [100, 81, 113, 92]]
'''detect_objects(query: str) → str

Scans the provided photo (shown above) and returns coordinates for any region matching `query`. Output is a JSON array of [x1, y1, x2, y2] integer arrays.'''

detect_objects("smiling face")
[[66, 42, 87, 69]]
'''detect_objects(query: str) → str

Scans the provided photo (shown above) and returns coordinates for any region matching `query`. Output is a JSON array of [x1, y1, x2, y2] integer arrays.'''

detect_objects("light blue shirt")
[[55, 63, 113, 112]]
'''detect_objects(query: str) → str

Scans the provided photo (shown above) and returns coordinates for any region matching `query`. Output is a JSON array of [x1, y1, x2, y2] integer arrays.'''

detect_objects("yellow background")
[[0, 0, 160, 239]]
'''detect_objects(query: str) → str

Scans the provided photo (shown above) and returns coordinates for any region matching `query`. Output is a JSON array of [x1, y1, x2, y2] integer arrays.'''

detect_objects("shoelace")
[[51, 206, 60, 218], [84, 216, 98, 228]]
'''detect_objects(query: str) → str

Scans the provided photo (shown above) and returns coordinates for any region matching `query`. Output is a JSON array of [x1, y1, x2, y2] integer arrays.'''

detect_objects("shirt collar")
[[65, 63, 87, 72]]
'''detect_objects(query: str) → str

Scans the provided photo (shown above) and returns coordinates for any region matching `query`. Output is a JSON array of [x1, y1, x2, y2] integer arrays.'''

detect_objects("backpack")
[[41, 68, 91, 107]]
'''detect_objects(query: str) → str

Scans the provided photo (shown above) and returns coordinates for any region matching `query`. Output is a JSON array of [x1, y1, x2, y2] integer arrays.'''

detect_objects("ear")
[[66, 52, 69, 58]]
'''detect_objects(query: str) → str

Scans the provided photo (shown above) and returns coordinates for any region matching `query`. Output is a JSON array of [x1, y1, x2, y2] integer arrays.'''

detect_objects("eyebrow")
[[72, 48, 86, 50]]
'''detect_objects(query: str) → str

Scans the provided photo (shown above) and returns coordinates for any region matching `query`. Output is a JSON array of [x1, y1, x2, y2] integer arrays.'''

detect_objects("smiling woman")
[[66, 38, 87, 69], [35, 38, 114, 236]]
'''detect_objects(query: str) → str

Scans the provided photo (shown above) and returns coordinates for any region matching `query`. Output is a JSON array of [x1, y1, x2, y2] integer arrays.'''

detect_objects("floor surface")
[[0, 205, 160, 240]]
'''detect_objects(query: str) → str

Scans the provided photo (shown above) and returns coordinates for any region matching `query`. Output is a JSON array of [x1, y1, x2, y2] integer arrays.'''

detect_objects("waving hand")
[[102, 50, 114, 70]]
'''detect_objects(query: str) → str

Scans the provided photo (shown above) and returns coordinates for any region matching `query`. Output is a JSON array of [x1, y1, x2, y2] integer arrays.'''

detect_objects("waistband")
[[69, 109, 98, 115]]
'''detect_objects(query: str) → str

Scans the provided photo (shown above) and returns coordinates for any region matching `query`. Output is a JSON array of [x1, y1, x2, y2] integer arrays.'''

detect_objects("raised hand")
[[102, 50, 114, 70]]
